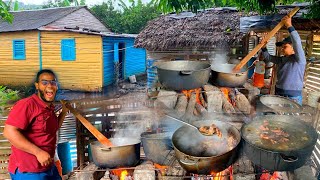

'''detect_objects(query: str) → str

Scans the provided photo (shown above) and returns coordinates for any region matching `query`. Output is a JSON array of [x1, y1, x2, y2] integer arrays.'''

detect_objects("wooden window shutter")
[[13, 40, 26, 60], [61, 39, 76, 61]]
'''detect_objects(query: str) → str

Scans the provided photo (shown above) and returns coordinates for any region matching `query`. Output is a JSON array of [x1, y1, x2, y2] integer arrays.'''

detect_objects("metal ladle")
[[165, 114, 215, 136]]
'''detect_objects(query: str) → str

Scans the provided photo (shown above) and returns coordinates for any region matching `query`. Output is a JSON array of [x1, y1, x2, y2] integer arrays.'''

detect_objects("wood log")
[[183, 93, 197, 123], [203, 85, 223, 113], [195, 103, 209, 118], [221, 93, 236, 114], [235, 90, 251, 114], [157, 89, 178, 109], [174, 95, 188, 115], [199, 92, 207, 108]]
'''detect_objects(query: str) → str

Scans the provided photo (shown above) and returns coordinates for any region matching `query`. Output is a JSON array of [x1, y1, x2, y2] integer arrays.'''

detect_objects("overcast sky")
[[19, 0, 151, 6]]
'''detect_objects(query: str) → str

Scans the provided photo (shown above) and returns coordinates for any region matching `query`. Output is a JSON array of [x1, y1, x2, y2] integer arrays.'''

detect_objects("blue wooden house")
[[0, 6, 146, 91]]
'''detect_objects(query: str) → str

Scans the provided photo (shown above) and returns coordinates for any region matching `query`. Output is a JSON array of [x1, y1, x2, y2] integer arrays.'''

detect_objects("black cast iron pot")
[[241, 115, 318, 171], [157, 61, 211, 90], [172, 120, 241, 174]]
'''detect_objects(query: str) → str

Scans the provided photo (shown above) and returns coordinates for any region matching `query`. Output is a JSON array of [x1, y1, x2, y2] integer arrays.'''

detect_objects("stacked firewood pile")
[[154, 84, 253, 123]]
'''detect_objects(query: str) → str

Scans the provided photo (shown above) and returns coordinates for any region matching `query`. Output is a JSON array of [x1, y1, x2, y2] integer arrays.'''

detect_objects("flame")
[[220, 87, 231, 103], [181, 88, 202, 105], [209, 166, 233, 180], [154, 163, 168, 176], [210, 171, 223, 180], [120, 170, 128, 180], [112, 169, 129, 180]]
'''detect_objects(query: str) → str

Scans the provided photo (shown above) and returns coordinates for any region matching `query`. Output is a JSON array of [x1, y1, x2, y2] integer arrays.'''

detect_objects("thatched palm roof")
[[135, 8, 244, 51]]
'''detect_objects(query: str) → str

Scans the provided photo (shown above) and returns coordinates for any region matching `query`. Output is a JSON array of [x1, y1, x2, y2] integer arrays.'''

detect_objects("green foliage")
[[42, 0, 83, 8], [305, 0, 320, 18], [13, 0, 18, 11], [90, 0, 161, 34], [0, 0, 14, 23], [0, 86, 20, 108], [80, 0, 85, 6], [156, 0, 320, 18]]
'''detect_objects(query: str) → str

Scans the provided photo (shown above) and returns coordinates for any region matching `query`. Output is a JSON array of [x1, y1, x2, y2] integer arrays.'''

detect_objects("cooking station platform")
[[66, 91, 319, 180], [68, 149, 315, 180]]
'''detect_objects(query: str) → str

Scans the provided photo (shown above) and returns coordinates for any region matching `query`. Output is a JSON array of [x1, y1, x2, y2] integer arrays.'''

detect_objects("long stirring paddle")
[[60, 100, 113, 147]]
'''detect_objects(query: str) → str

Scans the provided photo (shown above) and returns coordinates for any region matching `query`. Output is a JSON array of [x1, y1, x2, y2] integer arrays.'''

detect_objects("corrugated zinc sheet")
[[41, 31, 103, 91], [0, 31, 39, 86], [102, 36, 146, 81], [102, 38, 115, 86], [46, 8, 110, 33], [124, 38, 146, 78]]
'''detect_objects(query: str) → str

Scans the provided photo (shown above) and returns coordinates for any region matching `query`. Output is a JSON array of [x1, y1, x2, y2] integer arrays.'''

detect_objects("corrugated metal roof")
[[0, 6, 84, 32]]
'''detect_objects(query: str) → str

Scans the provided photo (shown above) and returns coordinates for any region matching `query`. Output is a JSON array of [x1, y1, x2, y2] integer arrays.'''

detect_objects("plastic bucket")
[[57, 141, 73, 175]]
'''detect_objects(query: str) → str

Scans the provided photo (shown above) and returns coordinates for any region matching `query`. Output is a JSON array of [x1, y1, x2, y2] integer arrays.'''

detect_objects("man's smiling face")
[[35, 73, 58, 105]]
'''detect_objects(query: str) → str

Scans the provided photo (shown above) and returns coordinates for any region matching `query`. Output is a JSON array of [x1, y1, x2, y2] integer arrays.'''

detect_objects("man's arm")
[[261, 48, 282, 64], [282, 15, 306, 64], [3, 124, 52, 167]]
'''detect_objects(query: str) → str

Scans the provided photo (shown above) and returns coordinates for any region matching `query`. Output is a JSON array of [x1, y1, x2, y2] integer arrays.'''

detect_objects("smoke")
[[210, 50, 229, 65]]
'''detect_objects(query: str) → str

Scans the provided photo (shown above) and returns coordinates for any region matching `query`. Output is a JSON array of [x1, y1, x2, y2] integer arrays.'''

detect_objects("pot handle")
[[179, 158, 198, 166], [280, 153, 298, 163], [180, 71, 193, 75], [100, 147, 112, 151], [262, 111, 276, 115]]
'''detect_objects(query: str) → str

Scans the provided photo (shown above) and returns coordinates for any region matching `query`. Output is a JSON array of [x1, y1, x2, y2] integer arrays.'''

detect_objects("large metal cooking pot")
[[211, 63, 248, 87], [259, 95, 302, 113], [90, 138, 140, 168], [172, 120, 241, 174], [241, 115, 318, 171], [157, 61, 211, 90], [141, 132, 174, 165]]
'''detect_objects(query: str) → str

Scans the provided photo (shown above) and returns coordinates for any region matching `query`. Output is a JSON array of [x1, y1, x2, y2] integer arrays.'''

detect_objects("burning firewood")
[[174, 95, 188, 116], [182, 93, 197, 123], [203, 85, 223, 113], [195, 103, 208, 117], [234, 89, 251, 114], [221, 94, 236, 114]]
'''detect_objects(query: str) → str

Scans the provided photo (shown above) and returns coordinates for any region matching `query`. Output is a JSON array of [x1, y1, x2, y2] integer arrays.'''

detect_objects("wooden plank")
[[233, 7, 300, 71], [306, 84, 320, 92]]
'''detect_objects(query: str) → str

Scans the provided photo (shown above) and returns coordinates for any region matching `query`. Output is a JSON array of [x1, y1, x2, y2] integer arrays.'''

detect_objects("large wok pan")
[[157, 61, 211, 90], [241, 115, 317, 171], [172, 120, 241, 174]]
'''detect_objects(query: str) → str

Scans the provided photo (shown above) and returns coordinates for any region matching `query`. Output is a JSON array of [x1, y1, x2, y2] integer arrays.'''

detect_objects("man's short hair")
[[36, 69, 56, 82]]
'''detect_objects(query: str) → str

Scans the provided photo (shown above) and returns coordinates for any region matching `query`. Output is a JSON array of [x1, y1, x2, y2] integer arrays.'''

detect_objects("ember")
[[154, 163, 168, 176]]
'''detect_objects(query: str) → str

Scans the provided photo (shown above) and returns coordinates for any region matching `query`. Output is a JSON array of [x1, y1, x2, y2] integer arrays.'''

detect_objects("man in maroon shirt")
[[4, 69, 68, 179]]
